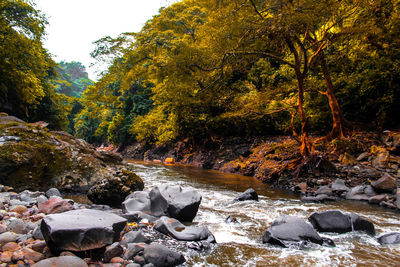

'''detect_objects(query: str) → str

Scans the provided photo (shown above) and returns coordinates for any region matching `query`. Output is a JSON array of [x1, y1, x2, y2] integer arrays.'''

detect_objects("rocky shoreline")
[[0, 183, 400, 266], [119, 131, 400, 212]]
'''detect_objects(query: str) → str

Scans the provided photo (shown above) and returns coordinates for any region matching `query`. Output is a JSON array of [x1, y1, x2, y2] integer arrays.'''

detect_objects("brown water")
[[126, 161, 400, 267]]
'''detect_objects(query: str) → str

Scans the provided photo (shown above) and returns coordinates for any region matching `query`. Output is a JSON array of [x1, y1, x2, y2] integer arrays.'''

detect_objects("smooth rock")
[[309, 210, 375, 235], [233, 188, 258, 203], [315, 186, 333, 196], [0, 232, 19, 245], [331, 179, 349, 193], [368, 194, 388, 204], [2, 241, 20, 252], [309, 211, 352, 233], [104, 242, 123, 263], [38, 196, 73, 214], [10, 205, 28, 214], [149, 185, 202, 222], [45, 188, 62, 198], [262, 216, 333, 248], [143, 243, 185, 267], [31, 240, 47, 253], [32, 256, 88, 267], [21, 247, 44, 262], [371, 173, 397, 193], [154, 216, 216, 242], [301, 194, 337, 203], [7, 218, 29, 234], [122, 191, 151, 214], [349, 213, 375, 235], [123, 243, 147, 260], [41, 209, 127, 251], [33, 226, 44, 240], [377, 232, 400, 245], [121, 231, 150, 247]]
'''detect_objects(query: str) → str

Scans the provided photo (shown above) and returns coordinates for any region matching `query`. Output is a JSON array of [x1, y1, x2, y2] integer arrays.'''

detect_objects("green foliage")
[[0, 0, 67, 129], [74, 0, 400, 145], [53, 61, 94, 98]]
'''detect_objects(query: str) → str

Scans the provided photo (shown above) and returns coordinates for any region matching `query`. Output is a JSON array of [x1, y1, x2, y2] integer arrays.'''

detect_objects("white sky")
[[33, 0, 174, 80]]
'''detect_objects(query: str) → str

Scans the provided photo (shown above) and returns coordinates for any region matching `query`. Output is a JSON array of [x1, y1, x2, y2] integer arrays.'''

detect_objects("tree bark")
[[320, 55, 344, 140]]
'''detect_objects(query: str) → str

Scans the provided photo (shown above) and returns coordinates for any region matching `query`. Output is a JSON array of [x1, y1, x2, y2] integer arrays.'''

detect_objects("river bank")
[[119, 132, 400, 210]]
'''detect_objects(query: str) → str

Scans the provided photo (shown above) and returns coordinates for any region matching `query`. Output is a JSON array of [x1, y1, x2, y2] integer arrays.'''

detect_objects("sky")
[[34, 0, 174, 80]]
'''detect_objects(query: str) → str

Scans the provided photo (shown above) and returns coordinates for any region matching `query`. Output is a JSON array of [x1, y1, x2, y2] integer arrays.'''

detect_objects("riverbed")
[[126, 161, 400, 266]]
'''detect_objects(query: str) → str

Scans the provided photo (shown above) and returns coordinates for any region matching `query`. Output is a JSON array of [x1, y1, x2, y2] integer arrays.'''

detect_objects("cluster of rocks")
[[0, 183, 218, 266], [262, 210, 400, 248]]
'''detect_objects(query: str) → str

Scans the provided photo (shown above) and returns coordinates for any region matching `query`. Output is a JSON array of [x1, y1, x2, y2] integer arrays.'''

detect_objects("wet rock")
[[32, 256, 88, 267], [331, 179, 349, 193], [233, 188, 258, 203], [377, 232, 400, 245], [122, 191, 151, 214], [380, 201, 397, 209], [41, 209, 127, 252], [308, 210, 375, 235], [143, 243, 185, 267], [345, 186, 370, 201], [225, 215, 239, 224], [371, 173, 397, 193], [87, 170, 144, 207], [7, 218, 29, 234], [309, 211, 352, 234], [38, 196, 74, 214], [45, 188, 61, 198], [149, 185, 202, 222], [262, 216, 333, 248], [121, 231, 151, 247], [368, 194, 388, 204], [123, 243, 147, 260], [301, 194, 337, 203], [126, 263, 141, 267], [104, 242, 124, 263], [350, 213, 375, 236], [315, 186, 333, 196], [133, 255, 146, 265], [294, 183, 307, 194], [364, 185, 376, 197], [154, 216, 216, 242]]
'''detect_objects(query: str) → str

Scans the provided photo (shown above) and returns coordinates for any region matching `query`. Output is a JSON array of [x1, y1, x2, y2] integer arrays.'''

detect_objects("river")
[[125, 161, 400, 266]]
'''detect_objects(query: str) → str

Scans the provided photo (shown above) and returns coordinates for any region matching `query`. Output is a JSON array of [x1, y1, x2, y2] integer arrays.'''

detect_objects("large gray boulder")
[[41, 209, 127, 252], [308, 210, 375, 235], [262, 216, 334, 248], [123, 185, 202, 222], [143, 243, 185, 267], [154, 216, 216, 243]]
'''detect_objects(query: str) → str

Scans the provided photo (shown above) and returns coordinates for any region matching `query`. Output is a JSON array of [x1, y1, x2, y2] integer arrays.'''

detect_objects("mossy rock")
[[0, 117, 124, 191]]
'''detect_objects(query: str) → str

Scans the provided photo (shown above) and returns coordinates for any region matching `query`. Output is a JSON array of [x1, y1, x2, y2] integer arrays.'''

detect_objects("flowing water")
[[125, 161, 400, 267]]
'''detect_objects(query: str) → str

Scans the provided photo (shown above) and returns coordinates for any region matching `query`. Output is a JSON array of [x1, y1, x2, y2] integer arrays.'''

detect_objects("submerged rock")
[[154, 216, 216, 243], [262, 216, 334, 248], [233, 188, 258, 203], [377, 232, 400, 245], [41, 209, 127, 252]]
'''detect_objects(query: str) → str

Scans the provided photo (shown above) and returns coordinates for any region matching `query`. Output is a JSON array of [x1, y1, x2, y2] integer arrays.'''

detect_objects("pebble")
[[0, 232, 19, 245], [10, 205, 28, 215]]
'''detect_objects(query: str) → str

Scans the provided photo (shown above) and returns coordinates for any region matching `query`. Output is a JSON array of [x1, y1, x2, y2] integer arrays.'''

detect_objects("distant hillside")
[[54, 61, 94, 98]]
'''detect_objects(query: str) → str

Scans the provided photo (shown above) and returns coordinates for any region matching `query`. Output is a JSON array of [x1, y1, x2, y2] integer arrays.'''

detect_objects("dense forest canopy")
[[1, 0, 399, 148]]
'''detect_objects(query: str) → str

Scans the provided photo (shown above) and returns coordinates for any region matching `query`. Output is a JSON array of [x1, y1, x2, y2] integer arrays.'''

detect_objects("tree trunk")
[[320, 56, 344, 140], [296, 72, 312, 157]]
